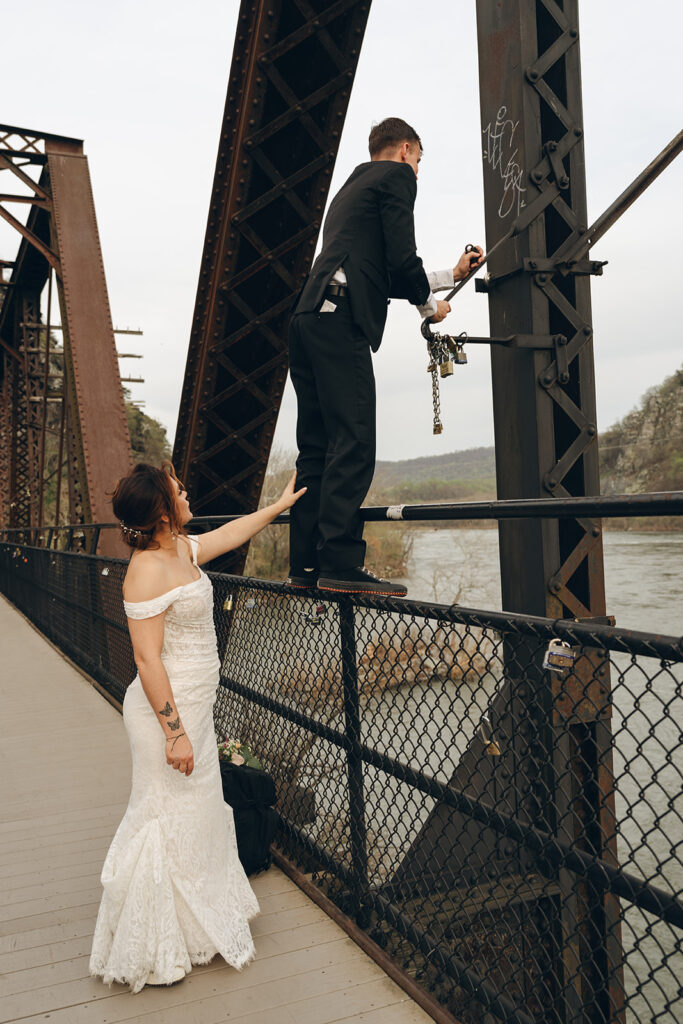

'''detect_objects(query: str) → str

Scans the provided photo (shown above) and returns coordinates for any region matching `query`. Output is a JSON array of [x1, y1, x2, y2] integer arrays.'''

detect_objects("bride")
[[89, 460, 306, 993]]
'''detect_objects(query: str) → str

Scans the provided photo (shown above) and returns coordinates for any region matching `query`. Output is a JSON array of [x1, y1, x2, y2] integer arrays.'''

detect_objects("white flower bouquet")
[[217, 736, 263, 770]]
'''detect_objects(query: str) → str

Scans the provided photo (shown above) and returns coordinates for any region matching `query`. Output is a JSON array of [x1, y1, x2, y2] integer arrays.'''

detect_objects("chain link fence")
[[0, 538, 681, 1024]]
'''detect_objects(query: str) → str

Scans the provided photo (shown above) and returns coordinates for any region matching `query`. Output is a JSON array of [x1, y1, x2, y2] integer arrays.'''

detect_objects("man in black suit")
[[287, 117, 483, 596]]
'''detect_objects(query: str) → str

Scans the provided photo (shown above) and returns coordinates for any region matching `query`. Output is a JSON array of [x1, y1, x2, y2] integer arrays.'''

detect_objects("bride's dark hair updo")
[[111, 460, 188, 551]]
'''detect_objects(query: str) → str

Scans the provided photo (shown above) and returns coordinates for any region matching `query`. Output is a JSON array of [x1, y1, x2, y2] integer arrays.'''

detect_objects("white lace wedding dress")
[[89, 534, 259, 993]]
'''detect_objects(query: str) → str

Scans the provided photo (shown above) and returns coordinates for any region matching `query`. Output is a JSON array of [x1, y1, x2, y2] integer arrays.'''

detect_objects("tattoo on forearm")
[[158, 701, 174, 717], [167, 717, 181, 731]]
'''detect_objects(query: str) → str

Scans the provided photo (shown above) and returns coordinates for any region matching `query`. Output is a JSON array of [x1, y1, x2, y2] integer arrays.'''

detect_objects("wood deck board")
[[1, 594, 433, 1024]]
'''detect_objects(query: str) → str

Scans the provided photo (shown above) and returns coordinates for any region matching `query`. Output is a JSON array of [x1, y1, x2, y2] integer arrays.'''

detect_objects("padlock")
[[478, 715, 501, 756], [453, 343, 468, 365], [542, 639, 576, 672], [439, 359, 454, 377], [223, 593, 234, 611], [427, 360, 438, 373], [433, 422, 443, 435]]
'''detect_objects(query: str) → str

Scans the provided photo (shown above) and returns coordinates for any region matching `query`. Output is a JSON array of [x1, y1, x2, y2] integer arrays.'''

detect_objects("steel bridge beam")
[[0, 125, 132, 556], [173, 0, 372, 572], [474, 4, 623, 1021]]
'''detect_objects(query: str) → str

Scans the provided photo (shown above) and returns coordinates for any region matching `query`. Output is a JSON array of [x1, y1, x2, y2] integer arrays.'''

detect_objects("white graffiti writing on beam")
[[483, 106, 526, 219]]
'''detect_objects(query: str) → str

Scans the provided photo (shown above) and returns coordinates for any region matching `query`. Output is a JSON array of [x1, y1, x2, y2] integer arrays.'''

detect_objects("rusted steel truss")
[[0, 124, 132, 555], [173, 0, 372, 571], [475, 2, 624, 1020]]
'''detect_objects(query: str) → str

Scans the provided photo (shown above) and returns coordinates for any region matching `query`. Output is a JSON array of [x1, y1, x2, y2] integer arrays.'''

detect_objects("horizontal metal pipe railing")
[[1, 489, 681, 547], [2, 544, 681, 655]]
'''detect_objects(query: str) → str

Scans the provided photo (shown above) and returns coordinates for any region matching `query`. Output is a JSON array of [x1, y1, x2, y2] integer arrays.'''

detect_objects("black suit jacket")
[[293, 160, 431, 351]]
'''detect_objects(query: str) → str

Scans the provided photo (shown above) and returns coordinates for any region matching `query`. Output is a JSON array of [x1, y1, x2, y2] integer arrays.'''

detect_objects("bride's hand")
[[277, 470, 307, 511], [166, 733, 194, 776]]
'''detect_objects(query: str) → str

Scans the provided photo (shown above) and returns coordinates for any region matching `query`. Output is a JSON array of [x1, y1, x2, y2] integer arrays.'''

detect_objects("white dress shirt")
[[330, 265, 453, 318]]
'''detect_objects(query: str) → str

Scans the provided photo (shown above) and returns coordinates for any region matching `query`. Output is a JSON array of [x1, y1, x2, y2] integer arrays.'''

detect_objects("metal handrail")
[[1, 489, 681, 544]]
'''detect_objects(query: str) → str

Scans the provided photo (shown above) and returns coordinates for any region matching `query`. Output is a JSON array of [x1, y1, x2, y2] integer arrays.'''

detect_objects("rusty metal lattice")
[[0, 124, 132, 555], [173, 0, 372, 573], [476, 0, 606, 622]]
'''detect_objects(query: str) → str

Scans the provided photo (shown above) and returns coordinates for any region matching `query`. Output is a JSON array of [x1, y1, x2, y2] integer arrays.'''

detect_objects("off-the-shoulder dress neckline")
[[123, 532, 205, 605], [123, 567, 205, 606]]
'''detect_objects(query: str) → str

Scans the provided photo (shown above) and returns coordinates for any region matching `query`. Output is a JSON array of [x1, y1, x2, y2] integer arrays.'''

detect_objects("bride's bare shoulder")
[[123, 550, 169, 603]]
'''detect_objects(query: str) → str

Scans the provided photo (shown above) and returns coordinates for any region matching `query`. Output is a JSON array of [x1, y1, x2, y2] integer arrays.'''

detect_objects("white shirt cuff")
[[416, 291, 438, 318], [427, 267, 455, 292]]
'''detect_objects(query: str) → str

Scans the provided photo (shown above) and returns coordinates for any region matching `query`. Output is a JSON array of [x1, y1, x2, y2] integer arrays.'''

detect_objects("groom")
[[287, 117, 483, 596]]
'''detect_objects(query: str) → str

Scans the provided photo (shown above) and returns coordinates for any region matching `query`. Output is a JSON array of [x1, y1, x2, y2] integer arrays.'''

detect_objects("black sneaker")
[[317, 567, 408, 597], [286, 567, 318, 589]]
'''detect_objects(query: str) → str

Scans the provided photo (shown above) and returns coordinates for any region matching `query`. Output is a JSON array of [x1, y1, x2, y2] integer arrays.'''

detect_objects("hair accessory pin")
[[120, 521, 143, 540]]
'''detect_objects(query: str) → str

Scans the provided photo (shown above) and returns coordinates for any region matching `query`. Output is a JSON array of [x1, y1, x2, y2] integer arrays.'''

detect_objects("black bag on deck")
[[219, 762, 278, 876]]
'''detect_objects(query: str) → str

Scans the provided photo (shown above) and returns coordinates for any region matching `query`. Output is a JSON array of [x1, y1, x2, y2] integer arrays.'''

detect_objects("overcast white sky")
[[1, 1, 681, 463]]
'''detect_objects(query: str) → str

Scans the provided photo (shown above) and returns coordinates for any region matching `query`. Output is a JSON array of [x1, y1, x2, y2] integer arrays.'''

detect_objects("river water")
[[397, 527, 683, 635]]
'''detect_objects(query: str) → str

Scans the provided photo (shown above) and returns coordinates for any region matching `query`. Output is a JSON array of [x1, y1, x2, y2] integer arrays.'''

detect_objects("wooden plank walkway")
[[0, 594, 433, 1024]]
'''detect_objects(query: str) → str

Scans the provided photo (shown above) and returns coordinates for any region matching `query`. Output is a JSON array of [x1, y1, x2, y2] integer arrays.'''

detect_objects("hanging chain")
[[430, 364, 443, 434], [425, 332, 467, 435], [427, 336, 443, 434]]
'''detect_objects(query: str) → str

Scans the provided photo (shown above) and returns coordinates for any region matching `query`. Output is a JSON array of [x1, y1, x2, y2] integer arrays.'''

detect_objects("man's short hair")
[[368, 117, 422, 158]]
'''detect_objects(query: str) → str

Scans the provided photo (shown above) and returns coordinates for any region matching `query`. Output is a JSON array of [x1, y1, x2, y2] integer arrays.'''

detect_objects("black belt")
[[324, 283, 348, 298]]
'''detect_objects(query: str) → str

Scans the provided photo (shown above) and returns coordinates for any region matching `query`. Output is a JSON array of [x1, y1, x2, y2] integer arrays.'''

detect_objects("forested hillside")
[[366, 366, 682, 522], [599, 366, 682, 495]]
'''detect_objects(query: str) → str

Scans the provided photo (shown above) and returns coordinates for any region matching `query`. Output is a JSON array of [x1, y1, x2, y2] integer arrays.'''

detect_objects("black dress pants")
[[288, 296, 376, 573]]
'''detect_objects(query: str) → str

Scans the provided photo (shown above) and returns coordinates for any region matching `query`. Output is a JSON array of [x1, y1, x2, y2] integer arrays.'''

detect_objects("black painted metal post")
[[339, 598, 368, 923], [475, 2, 624, 1021]]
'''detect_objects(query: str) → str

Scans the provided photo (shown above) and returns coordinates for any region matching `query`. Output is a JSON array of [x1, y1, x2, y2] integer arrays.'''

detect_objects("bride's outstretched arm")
[[193, 470, 306, 565]]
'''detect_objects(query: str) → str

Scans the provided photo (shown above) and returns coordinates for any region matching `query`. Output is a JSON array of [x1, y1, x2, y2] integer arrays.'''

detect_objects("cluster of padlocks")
[[425, 331, 468, 434]]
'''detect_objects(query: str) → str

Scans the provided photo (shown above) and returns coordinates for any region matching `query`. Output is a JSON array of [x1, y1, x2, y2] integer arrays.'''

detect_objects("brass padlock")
[[479, 715, 501, 756], [433, 421, 443, 435], [439, 359, 454, 377], [223, 593, 234, 612], [427, 360, 438, 373]]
